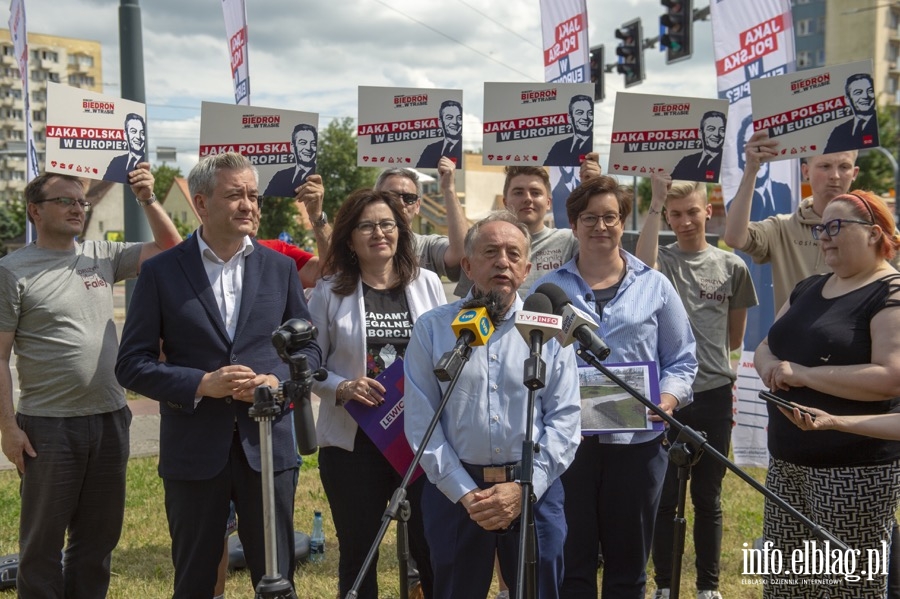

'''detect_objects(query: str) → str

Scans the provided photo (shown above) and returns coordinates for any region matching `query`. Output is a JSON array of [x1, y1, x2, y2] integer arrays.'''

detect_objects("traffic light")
[[615, 19, 644, 88], [660, 0, 693, 64], [589, 45, 604, 101]]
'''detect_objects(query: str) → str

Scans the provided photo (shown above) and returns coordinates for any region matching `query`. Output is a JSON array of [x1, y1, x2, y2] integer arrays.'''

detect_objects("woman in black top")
[[755, 191, 900, 599]]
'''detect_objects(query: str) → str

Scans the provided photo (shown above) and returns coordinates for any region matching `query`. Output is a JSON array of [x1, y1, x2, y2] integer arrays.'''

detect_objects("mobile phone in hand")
[[758, 390, 817, 421]]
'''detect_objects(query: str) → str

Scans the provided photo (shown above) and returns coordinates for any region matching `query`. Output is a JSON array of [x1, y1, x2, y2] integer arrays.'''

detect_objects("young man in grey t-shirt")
[[636, 172, 757, 599]]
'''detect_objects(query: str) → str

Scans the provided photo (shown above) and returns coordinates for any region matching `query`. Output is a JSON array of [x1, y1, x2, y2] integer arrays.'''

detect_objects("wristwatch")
[[312, 212, 328, 228], [136, 193, 157, 207]]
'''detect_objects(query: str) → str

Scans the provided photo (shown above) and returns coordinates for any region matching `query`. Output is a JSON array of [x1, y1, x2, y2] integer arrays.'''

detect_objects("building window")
[[32, 110, 45, 121], [797, 19, 812, 36], [816, 48, 826, 66], [47, 73, 59, 83], [797, 51, 812, 68], [67, 74, 95, 87], [31, 90, 45, 103], [817, 16, 826, 33]]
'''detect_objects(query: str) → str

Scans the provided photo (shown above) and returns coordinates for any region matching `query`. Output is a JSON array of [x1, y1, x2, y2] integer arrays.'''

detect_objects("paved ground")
[[0, 280, 460, 472]]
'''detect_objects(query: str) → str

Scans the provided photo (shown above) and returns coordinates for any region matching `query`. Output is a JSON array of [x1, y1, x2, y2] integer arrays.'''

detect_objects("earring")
[[349, 251, 358, 265]]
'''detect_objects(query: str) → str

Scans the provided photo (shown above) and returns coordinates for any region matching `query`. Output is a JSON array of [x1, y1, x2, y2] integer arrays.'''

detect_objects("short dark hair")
[[439, 100, 462, 119], [568, 94, 593, 116], [701, 110, 726, 129], [124, 112, 145, 129], [845, 73, 874, 97], [566, 175, 632, 226], [322, 189, 418, 296], [291, 123, 317, 143], [24, 173, 84, 223], [502, 166, 550, 198]]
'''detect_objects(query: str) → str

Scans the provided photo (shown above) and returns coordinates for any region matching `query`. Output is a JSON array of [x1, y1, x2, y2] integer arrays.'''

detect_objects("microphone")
[[514, 293, 561, 390], [514, 293, 563, 349], [534, 283, 611, 361], [434, 303, 496, 381]]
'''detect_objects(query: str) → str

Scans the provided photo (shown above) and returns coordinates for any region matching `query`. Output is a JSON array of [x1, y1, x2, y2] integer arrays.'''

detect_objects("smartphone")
[[758, 390, 816, 421]]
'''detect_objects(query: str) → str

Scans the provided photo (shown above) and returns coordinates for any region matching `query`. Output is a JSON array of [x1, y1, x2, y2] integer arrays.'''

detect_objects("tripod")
[[246, 319, 324, 599]]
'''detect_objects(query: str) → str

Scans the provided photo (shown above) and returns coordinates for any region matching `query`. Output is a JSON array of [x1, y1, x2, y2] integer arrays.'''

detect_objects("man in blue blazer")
[[116, 152, 321, 598]]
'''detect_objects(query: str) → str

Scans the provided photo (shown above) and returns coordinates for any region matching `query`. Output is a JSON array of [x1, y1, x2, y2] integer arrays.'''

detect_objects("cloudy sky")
[[26, 0, 720, 174]]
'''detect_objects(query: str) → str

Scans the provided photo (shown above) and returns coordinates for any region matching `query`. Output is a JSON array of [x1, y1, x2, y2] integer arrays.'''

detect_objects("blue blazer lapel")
[[176, 235, 231, 344], [232, 241, 264, 342]]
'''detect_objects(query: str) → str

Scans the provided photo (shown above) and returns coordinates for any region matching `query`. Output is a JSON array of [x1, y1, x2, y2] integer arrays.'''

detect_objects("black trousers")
[[163, 430, 298, 599]]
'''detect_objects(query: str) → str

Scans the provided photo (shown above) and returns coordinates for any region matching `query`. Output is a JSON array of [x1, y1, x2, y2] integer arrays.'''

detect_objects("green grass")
[[0, 453, 776, 598]]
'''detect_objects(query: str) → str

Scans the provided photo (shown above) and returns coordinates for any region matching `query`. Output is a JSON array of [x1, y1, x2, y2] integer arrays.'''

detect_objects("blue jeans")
[[16, 406, 131, 599]]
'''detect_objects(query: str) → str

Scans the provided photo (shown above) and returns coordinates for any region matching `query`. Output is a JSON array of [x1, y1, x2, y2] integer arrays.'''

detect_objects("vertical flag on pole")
[[539, 0, 590, 226], [710, 0, 798, 466], [221, 0, 250, 106], [9, 0, 39, 243]]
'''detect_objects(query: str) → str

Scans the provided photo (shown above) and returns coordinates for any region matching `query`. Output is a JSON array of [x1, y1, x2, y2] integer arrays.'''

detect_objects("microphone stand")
[[513, 329, 546, 599], [574, 346, 850, 599], [345, 342, 475, 599]]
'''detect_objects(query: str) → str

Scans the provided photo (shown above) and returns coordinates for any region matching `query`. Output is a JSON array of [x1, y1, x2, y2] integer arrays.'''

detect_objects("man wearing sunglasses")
[[374, 157, 467, 282], [0, 164, 180, 597]]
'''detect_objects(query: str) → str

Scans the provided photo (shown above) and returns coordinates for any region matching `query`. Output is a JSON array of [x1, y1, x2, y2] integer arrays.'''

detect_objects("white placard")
[[482, 82, 594, 167], [608, 92, 729, 183], [750, 59, 877, 160], [45, 83, 147, 184], [199, 101, 318, 198], [356, 86, 463, 170]]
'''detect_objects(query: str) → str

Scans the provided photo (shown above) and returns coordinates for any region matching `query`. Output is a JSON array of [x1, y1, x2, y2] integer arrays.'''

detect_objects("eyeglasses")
[[356, 219, 397, 235], [811, 218, 873, 240], [388, 191, 419, 205], [34, 197, 92, 211], [578, 213, 621, 228]]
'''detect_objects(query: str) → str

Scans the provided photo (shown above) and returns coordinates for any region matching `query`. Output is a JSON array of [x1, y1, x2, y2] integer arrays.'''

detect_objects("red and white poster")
[[221, 0, 250, 105], [539, 0, 591, 225], [45, 83, 147, 185], [539, 0, 589, 85], [608, 92, 729, 183], [199, 101, 318, 198], [751, 59, 878, 160], [711, 0, 798, 467], [482, 82, 594, 167], [356, 86, 463, 169]]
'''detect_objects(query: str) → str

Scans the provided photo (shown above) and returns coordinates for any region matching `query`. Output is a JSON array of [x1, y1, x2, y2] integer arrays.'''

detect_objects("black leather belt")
[[462, 462, 522, 484]]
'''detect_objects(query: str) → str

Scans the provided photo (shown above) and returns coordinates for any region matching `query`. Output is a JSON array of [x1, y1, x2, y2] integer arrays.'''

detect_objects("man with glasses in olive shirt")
[[374, 159, 467, 282]]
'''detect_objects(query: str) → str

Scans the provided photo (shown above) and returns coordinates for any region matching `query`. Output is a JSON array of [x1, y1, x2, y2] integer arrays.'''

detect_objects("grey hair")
[[464, 211, 532, 261], [374, 167, 422, 196], [188, 152, 259, 198]]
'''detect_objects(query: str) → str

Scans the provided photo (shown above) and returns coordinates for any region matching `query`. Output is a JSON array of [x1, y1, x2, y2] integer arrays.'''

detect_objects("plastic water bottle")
[[309, 511, 325, 564]]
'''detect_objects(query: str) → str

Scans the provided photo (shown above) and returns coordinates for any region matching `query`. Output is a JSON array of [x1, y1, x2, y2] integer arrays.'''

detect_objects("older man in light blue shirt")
[[404, 211, 581, 599]]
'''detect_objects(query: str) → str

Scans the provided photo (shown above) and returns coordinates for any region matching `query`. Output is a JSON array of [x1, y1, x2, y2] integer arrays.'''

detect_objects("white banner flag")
[[9, 0, 38, 243], [221, 0, 250, 105], [539, 0, 590, 225], [711, 0, 798, 467]]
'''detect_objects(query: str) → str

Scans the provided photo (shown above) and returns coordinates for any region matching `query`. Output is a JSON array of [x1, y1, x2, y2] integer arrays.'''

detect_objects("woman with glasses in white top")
[[309, 188, 445, 599]]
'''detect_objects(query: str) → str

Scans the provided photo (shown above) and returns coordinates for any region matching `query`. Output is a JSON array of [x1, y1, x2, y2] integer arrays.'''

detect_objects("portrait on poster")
[[607, 92, 729, 183], [45, 82, 147, 184], [750, 59, 878, 161], [357, 86, 463, 170], [578, 362, 663, 435], [198, 101, 318, 198], [482, 81, 594, 167]]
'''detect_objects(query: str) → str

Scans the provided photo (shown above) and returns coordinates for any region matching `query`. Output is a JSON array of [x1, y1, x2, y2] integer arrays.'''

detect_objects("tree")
[[854, 104, 899, 195], [317, 117, 379, 217], [0, 197, 25, 257], [151, 164, 182, 200], [256, 195, 306, 242]]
